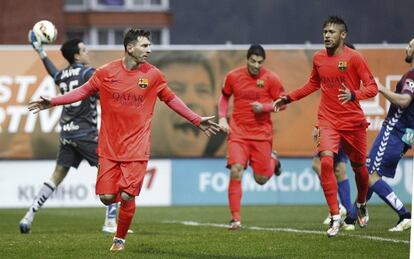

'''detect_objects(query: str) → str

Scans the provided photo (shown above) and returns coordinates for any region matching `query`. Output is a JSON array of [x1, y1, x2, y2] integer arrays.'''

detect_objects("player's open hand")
[[338, 83, 352, 104], [273, 96, 289, 112], [199, 116, 222, 137], [218, 117, 230, 134], [28, 96, 52, 114], [312, 126, 320, 147]]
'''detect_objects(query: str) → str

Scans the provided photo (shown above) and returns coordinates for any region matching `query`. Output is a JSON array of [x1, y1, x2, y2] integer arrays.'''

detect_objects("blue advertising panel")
[[171, 158, 413, 205]]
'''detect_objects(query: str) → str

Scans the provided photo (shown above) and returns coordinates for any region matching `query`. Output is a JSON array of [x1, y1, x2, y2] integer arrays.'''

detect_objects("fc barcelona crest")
[[256, 79, 265, 88], [138, 78, 149, 88], [338, 61, 347, 72]]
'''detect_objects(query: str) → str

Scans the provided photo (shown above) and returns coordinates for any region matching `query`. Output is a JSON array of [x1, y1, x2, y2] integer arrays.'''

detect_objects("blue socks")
[[370, 179, 407, 216]]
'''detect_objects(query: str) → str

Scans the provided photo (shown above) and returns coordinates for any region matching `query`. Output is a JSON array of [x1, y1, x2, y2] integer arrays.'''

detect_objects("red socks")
[[228, 179, 242, 221], [320, 156, 339, 215], [116, 199, 136, 239], [353, 165, 369, 204]]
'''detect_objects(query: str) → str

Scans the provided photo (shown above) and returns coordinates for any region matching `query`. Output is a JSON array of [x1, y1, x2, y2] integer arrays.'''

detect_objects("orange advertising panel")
[[0, 47, 411, 159]]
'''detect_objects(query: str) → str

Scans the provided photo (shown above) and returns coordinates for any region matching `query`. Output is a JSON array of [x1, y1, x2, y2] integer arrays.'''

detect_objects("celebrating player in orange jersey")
[[218, 44, 285, 230], [28, 28, 221, 251], [274, 16, 378, 237]]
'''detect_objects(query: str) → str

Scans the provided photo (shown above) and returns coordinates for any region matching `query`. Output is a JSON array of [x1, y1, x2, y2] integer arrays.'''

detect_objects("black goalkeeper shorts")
[[56, 138, 98, 169]]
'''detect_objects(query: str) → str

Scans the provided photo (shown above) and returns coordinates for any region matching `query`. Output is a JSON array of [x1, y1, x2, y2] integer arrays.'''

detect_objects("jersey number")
[[59, 80, 82, 107]]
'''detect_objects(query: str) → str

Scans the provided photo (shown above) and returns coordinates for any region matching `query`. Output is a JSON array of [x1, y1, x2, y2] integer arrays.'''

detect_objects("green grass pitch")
[[1, 205, 410, 258]]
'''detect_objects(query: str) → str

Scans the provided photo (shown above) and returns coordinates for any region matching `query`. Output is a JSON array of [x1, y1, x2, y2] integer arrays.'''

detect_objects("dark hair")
[[60, 38, 82, 64], [344, 42, 355, 49], [323, 16, 348, 33], [123, 28, 151, 51], [247, 44, 266, 60]]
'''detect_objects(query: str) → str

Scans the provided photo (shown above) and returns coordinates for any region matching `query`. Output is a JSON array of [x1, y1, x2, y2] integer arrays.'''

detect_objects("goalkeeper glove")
[[28, 30, 47, 59]]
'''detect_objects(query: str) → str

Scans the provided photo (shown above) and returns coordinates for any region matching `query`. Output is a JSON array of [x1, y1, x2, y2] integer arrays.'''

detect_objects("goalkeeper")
[[19, 31, 122, 234]]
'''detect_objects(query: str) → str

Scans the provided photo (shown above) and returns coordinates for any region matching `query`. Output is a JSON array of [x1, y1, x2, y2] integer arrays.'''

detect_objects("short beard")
[[325, 42, 340, 52]]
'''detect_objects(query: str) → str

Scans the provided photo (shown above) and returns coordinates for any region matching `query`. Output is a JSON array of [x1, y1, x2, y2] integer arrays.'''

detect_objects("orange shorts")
[[227, 139, 273, 177], [96, 157, 148, 196], [319, 127, 367, 164]]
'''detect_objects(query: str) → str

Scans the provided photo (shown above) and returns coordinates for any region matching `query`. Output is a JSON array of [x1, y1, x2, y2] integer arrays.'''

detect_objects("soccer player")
[[19, 32, 120, 234], [312, 41, 356, 226], [311, 127, 351, 225], [28, 28, 221, 251], [273, 16, 378, 237], [344, 37, 414, 231], [218, 44, 284, 230]]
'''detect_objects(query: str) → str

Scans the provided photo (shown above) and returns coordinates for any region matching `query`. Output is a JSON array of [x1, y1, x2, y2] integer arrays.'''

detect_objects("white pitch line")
[[163, 220, 410, 245]]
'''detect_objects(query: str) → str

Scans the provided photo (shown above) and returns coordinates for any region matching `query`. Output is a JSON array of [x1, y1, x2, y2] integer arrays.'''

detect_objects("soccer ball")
[[32, 20, 57, 44]]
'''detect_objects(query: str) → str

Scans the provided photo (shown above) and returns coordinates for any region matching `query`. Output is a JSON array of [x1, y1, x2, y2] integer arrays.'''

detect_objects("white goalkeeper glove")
[[28, 30, 47, 59]]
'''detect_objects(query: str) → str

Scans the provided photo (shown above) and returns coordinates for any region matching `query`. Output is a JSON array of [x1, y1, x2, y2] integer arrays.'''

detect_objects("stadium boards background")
[[0, 46, 411, 159]]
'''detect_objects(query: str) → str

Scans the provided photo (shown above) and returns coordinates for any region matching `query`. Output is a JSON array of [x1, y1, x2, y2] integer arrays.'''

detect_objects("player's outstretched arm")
[[28, 81, 97, 114], [28, 96, 52, 114], [379, 85, 413, 109], [163, 93, 222, 136], [28, 30, 59, 77]]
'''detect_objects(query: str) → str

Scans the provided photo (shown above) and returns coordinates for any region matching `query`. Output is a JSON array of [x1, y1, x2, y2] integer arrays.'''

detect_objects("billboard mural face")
[[0, 47, 411, 159]]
